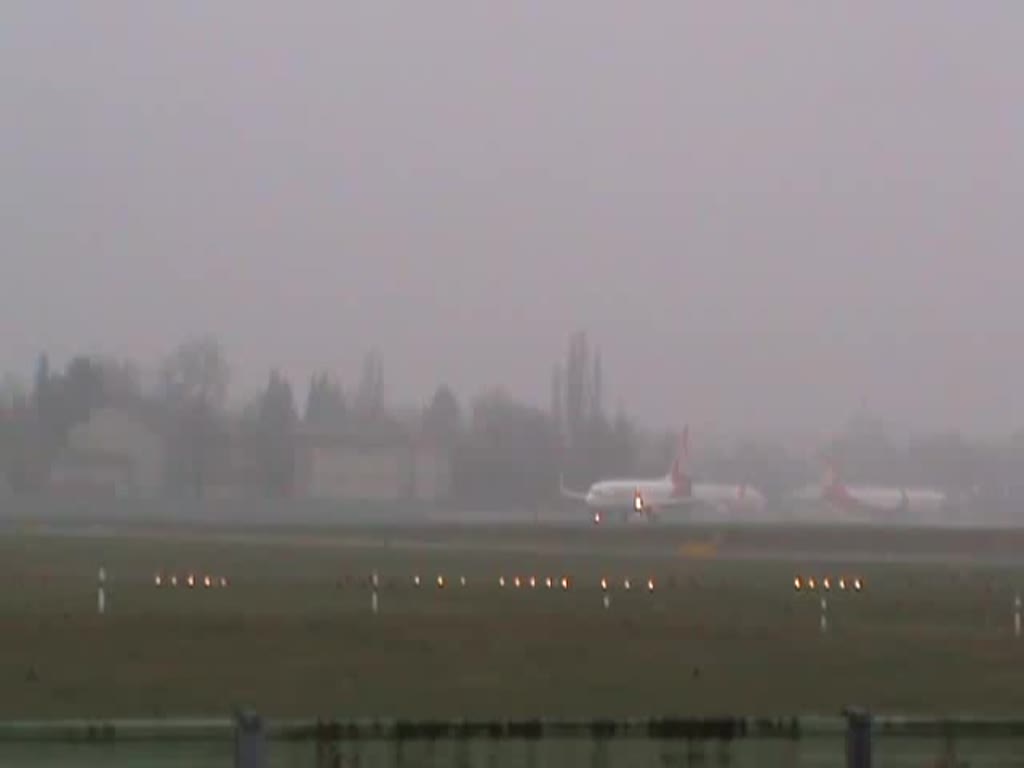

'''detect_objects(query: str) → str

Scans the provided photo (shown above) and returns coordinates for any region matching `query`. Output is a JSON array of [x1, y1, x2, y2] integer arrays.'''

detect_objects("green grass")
[[0, 524, 1022, 719]]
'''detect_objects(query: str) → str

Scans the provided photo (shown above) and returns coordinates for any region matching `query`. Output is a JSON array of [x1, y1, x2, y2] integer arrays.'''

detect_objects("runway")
[[7, 517, 1024, 567]]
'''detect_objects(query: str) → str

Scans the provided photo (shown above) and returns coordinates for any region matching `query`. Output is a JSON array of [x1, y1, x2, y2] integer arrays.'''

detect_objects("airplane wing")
[[559, 475, 589, 501]]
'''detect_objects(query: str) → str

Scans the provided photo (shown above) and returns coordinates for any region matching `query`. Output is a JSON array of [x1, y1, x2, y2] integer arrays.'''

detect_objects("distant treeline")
[[1, 333, 1023, 514], [0, 332, 635, 506]]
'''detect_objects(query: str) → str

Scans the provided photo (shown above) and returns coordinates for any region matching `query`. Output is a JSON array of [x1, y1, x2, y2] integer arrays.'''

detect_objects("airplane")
[[559, 427, 767, 524], [795, 459, 949, 519]]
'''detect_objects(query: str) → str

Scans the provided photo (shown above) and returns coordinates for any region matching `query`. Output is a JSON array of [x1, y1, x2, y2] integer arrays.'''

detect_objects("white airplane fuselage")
[[830, 484, 948, 514], [793, 479, 949, 518], [582, 478, 766, 518], [583, 477, 681, 511], [562, 427, 767, 523]]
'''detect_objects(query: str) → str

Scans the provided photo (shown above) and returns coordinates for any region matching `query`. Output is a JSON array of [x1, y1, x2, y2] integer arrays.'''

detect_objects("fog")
[[2, 3, 1021, 438]]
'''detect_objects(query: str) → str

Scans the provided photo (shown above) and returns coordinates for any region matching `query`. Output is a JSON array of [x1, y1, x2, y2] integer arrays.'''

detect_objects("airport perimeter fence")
[[1, 712, 1024, 767]]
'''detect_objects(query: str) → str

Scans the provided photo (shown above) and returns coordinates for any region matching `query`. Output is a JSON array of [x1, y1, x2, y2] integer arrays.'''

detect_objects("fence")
[[0, 712, 1023, 766]]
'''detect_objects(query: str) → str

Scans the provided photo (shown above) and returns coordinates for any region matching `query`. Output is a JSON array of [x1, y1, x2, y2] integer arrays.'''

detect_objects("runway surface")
[[6, 517, 1024, 567]]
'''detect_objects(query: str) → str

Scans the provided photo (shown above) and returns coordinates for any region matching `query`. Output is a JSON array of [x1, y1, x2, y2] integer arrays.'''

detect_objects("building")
[[295, 427, 451, 503], [50, 407, 164, 498], [203, 424, 263, 500], [410, 442, 452, 502]]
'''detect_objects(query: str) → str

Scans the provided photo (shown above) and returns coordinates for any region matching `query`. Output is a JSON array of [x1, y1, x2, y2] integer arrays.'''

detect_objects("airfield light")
[[413, 575, 421, 587], [154, 574, 162, 587], [499, 576, 506, 588], [593, 512, 602, 525], [647, 578, 655, 593], [460, 576, 467, 588], [823, 577, 831, 592], [437, 575, 445, 589], [839, 578, 847, 591], [220, 577, 228, 588], [807, 577, 816, 591], [514, 577, 522, 589], [203, 575, 212, 588], [529, 576, 537, 589], [545, 577, 553, 589], [793, 576, 802, 591], [187, 574, 195, 588], [624, 578, 632, 591], [561, 576, 569, 590], [600, 577, 608, 592], [853, 578, 863, 592], [170, 575, 178, 587]]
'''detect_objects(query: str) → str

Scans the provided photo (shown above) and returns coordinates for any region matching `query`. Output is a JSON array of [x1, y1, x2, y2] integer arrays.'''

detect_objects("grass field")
[[1, 522, 1023, 720]]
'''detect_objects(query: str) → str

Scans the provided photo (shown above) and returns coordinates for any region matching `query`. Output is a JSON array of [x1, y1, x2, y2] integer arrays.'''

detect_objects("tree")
[[352, 351, 385, 434], [160, 336, 229, 409], [98, 359, 142, 407], [590, 350, 604, 426], [23, 354, 107, 486], [561, 331, 622, 482], [550, 363, 564, 443], [159, 336, 230, 499], [564, 331, 592, 483], [422, 385, 460, 449], [565, 331, 588, 460], [62, 356, 105, 425], [32, 354, 50, 413], [32, 353, 61, 463], [256, 370, 297, 497], [452, 390, 558, 509], [609, 406, 634, 475], [304, 372, 346, 431]]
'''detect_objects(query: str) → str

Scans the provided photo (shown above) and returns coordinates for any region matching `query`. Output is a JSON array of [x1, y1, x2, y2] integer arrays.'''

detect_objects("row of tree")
[[552, 331, 633, 487], [3, 333, 1024, 513], [0, 335, 574, 504]]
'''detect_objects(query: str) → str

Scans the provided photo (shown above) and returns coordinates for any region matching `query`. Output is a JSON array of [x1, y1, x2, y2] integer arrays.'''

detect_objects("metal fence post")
[[235, 711, 266, 768], [845, 708, 872, 768]]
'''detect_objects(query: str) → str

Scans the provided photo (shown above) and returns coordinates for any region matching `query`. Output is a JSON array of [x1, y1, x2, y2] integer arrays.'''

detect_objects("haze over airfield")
[[2, 3, 1021, 438]]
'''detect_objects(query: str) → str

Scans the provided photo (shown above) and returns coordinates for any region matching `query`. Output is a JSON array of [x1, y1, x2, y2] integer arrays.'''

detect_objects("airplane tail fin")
[[669, 426, 692, 496], [819, 454, 854, 507], [821, 455, 842, 490]]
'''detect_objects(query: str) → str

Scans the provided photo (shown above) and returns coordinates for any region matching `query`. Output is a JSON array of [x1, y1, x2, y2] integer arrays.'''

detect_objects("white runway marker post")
[[97, 567, 106, 615], [1015, 594, 1021, 638], [820, 597, 828, 634]]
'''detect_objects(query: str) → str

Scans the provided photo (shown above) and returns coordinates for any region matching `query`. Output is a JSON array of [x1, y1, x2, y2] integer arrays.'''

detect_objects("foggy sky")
[[2, 3, 1022, 438]]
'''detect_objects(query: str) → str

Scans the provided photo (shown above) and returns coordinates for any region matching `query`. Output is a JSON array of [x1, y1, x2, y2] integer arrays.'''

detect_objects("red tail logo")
[[821, 458, 853, 505], [670, 426, 692, 497]]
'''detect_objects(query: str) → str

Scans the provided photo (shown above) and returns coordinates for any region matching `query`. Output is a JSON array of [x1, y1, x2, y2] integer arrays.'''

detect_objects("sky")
[[2, 3, 1022, 439]]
